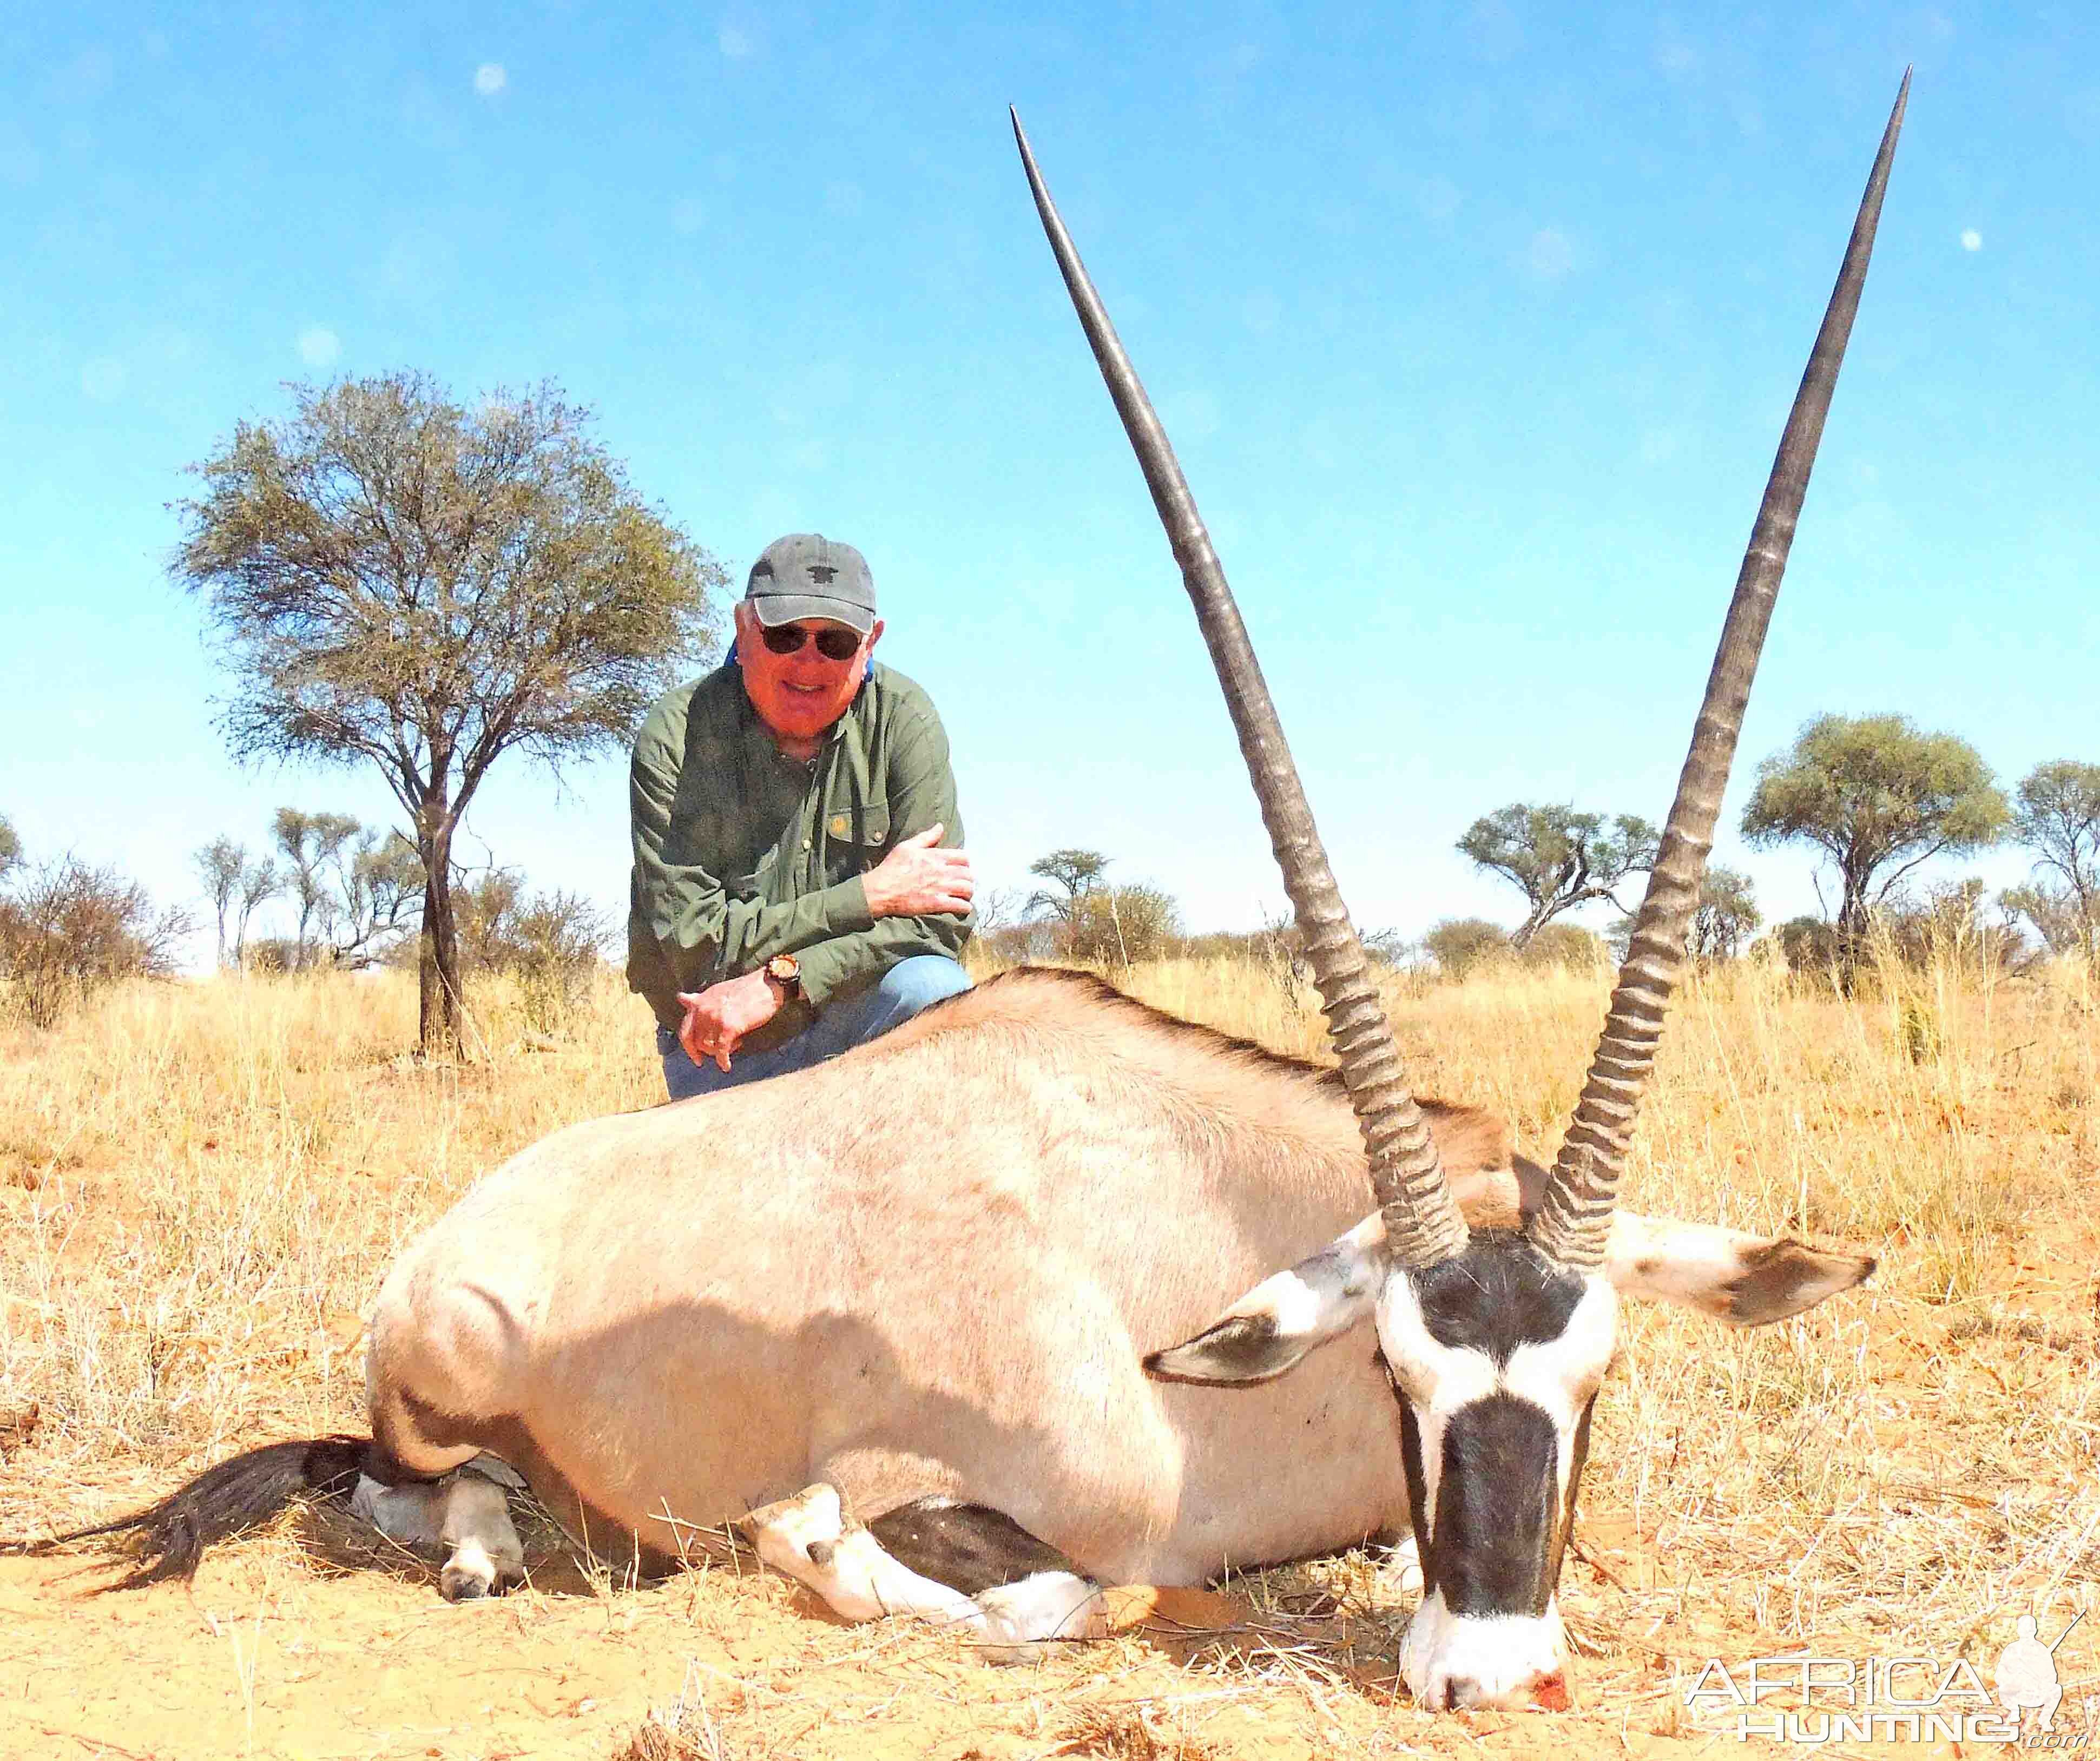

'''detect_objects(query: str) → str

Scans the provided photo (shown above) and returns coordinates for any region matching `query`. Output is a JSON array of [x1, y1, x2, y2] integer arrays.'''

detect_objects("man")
[[628, 533, 975, 1100]]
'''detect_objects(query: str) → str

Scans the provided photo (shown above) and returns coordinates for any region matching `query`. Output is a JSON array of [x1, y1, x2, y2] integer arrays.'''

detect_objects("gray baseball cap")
[[745, 534, 877, 635]]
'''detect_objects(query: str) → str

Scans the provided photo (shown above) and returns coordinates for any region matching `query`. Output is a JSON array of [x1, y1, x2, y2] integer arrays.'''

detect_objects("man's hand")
[[676, 969, 787, 1073], [863, 823, 974, 919]]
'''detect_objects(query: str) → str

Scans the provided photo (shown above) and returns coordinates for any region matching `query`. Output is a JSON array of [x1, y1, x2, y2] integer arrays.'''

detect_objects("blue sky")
[[3, 2, 2093, 965]]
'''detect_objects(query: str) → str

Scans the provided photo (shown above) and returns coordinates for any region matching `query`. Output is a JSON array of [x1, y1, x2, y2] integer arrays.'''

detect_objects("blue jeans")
[[659, 955, 973, 1099]]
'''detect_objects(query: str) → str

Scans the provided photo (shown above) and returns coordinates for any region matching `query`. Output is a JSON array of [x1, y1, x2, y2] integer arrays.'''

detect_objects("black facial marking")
[[866, 1498, 1082, 1598], [1434, 1393, 1560, 1617], [1383, 1233, 1603, 1615], [1408, 1231, 1585, 1362]]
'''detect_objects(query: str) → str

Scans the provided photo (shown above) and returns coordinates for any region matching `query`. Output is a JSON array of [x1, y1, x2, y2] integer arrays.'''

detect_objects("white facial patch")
[[1375, 1261, 1617, 1704], [1374, 1265, 1617, 1522], [1401, 1587, 1569, 1711]]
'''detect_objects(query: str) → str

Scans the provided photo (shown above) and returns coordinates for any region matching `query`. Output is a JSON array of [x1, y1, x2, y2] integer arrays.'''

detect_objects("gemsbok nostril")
[[805, 1540, 835, 1568], [1531, 1671, 1572, 1712], [1443, 1677, 1483, 1711]]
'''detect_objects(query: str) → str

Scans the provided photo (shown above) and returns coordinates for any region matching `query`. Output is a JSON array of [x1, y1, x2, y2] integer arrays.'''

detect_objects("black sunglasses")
[[760, 622, 863, 662]]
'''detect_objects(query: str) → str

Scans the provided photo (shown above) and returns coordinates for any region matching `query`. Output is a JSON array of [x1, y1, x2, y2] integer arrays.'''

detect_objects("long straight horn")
[[1530, 71, 1911, 1271], [1010, 109, 1467, 1268]]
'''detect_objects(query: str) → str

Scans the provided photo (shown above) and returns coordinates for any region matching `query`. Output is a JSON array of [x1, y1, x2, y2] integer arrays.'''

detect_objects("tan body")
[[373, 971, 1511, 1580], [368, 969, 1854, 1588]]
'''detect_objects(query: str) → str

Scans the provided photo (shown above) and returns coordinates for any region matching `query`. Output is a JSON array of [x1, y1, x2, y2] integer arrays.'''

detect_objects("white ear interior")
[[1604, 1211, 1875, 1325], [1144, 1215, 1384, 1384]]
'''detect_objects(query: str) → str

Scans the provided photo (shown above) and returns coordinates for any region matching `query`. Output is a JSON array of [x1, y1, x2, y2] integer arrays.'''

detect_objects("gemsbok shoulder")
[[9, 76, 1909, 1713]]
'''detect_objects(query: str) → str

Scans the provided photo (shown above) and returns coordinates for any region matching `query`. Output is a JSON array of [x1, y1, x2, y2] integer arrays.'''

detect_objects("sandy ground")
[[0, 1494, 1987, 1761]]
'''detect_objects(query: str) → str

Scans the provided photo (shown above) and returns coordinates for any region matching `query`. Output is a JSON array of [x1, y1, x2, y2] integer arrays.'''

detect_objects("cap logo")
[[807, 564, 838, 584]]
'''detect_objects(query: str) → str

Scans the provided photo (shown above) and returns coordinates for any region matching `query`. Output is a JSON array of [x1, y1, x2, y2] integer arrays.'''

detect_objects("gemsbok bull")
[[12, 80, 1909, 1712]]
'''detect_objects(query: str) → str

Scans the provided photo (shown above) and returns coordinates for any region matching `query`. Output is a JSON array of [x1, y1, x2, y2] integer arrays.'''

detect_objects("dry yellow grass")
[[2, 948, 2096, 1757]]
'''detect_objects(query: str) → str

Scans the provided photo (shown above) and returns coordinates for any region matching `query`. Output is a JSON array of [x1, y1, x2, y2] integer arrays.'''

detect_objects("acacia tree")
[[1741, 714, 2008, 944], [2009, 759, 2100, 963], [334, 829, 424, 967], [1026, 848, 1111, 955], [193, 836, 245, 966], [1455, 803, 1659, 949], [233, 853, 280, 964], [273, 807, 360, 966], [174, 373, 726, 1049], [1691, 866, 1762, 961]]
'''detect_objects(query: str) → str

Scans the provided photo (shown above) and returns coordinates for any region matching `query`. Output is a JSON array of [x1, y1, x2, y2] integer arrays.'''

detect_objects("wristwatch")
[[765, 954, 802, 999]]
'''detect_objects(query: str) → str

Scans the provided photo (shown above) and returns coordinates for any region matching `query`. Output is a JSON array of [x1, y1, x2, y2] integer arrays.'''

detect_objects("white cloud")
[[80, 357, 126, 401], [298, 325, 341, 367], [1960, 228, 1982, 252], [719, 23, 754, 57], [473, 62, 506, 97]]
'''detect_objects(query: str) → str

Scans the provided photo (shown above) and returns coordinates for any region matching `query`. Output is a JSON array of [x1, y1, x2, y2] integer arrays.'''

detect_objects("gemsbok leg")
[[349, 1459, 524, 1600], [739, 1484, 1107, 1659]]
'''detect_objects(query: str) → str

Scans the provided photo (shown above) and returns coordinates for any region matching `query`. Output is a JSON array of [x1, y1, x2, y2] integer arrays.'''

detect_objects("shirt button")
[[802, 838, 811, 850]]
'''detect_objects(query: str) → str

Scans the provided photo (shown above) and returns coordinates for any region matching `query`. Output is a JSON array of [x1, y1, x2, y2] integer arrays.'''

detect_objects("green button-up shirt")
[[626, 657, 971, 1034]]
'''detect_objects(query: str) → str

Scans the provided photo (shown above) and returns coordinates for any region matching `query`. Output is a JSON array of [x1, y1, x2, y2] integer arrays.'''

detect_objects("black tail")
[[3, 1435, 367, 1589]]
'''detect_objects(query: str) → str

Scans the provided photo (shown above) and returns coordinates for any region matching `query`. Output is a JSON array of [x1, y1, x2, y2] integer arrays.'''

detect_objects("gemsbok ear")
[[1604, 1214, 1877, 1326], [1144, 1218, 1383, 1385]]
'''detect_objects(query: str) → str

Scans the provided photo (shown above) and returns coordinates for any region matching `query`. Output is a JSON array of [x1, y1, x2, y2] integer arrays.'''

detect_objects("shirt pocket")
[[822, 800, 892, 872]]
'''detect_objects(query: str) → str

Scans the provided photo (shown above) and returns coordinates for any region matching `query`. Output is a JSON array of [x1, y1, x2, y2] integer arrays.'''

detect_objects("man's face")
[[734, 602, 883, 752]]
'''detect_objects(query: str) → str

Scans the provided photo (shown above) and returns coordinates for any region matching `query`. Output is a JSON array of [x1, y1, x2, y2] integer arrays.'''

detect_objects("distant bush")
[[1066, 885, 1182, 966], [1519, 922, 1607, 973], [1423, 918, 1511, 979], [455, 871, 607, 1033], [0, 857, 194, 1027], [1766, 915, 1842, 973], [2002, 882, 2093, 961], [1867, 879, 2024, 974]]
